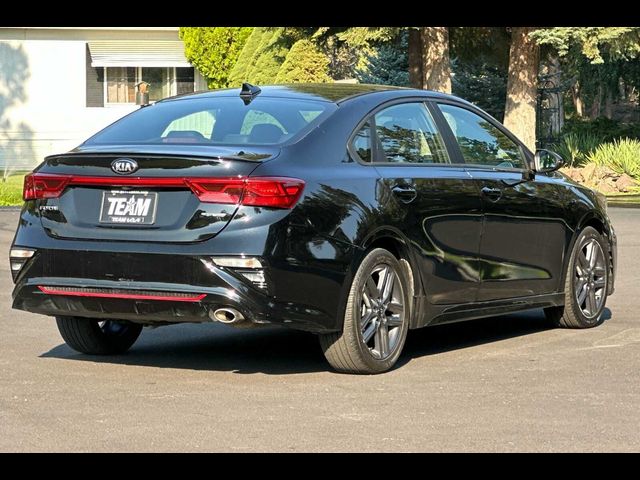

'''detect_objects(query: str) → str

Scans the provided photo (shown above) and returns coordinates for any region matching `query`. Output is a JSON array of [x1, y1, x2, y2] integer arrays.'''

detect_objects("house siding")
[[85, 45, 104, 108], [0, 28, 201, 174]]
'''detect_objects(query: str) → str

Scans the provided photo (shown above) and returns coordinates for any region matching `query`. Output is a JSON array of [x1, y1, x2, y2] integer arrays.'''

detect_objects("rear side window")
[[352, 121, 372, 162], [438, 104, 525, 169], [374, 103, 449, 164], [85, 97, 333, 146]]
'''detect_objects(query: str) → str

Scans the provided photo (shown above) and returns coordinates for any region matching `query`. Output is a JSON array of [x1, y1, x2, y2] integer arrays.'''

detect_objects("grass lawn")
[[606, 193, 640, 207], [0, 174, 25, 206]]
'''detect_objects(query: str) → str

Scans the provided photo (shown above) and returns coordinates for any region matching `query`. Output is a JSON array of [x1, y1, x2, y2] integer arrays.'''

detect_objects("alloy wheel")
[[359, 264, 405, 359], [574, 238, 607, 319]]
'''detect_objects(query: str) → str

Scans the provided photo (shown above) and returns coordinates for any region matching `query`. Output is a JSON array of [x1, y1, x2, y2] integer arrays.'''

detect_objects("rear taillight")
[[22, 173, 305, 209], [241, 178, 305, 208], [23, 173, 71, 200], [187, 177, 305, 209], [184, 178, 245, 204]]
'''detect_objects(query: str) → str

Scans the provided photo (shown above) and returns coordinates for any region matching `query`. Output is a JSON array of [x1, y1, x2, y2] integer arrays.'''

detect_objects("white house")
[[0, 27, 207, 174]]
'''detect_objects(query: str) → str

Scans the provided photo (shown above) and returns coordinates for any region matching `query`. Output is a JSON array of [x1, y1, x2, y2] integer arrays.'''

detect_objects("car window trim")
[[432, 99, 534, 173], [347, 97, 454, 167]]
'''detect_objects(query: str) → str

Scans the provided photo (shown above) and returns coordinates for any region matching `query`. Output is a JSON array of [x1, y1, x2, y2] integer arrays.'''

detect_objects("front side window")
[[373, 103, 449, 164], [438, 104, 525, 169]]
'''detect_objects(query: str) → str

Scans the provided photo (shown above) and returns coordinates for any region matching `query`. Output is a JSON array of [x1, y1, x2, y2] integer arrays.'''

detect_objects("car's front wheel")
[[544, 226, 610, 328], [56, 316, 143, 355], [319, 248, 410, 374]]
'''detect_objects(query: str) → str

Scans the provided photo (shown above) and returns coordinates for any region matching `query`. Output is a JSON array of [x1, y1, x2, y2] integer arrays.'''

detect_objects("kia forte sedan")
[[10, 83, 616, 374]]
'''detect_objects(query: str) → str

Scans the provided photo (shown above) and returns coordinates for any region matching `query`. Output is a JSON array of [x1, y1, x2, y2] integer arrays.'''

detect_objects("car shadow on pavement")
[[40, 308, 612, 375]]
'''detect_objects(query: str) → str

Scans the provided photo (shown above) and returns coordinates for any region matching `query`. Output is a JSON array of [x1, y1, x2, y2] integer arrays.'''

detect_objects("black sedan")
[[10, 83, 616, 374]]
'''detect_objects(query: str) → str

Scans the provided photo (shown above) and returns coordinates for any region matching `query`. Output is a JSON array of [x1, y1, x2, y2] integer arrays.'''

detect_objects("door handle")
[[481, 186, 502, 201], [391, 185, 417, 204]]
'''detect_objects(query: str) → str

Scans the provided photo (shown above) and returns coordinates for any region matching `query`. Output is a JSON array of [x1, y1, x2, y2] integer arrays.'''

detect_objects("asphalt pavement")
[[1, 207, 639, 452]]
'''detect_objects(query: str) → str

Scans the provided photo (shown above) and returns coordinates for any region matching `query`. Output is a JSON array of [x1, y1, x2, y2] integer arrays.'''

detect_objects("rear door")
[[352, 100, 483, 305], [435, 102, 569, 301]]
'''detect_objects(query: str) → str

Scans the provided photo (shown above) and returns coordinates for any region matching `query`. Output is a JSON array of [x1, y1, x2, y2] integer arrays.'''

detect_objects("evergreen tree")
[[248, 28, 291, 84], [275, 40, 331, 83], [356, 32, 409, 86], [228, 28, 293, 85], [451, 59, 507, 121], [179, 27, 252, 89], [228, 28, 269, 86]]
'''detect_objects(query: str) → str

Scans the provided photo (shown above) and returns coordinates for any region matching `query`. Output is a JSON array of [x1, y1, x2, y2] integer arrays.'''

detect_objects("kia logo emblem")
[[111, 158, 138, 175]]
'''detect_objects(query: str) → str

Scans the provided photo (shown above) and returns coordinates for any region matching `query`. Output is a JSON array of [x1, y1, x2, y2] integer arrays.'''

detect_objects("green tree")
[[339, 27, 451, 92], [227, 28, 268, 86], [356, 32, 409, 86], [531, 27, 640, 64], [292, 27, 453, 91], [179, 27, 252, 89], [451, 59, 507, 121], [532, 27, 640, 120], [247, 28, 291, 84], [275, 40, 331, 83], [228, 27, 293, 85]]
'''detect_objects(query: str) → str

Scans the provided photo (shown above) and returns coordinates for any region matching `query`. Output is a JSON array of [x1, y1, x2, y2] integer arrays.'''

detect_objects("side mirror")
[[534, 149, 564, 173]]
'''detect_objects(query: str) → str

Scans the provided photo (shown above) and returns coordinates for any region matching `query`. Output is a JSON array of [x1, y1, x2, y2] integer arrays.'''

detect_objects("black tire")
[[319, 248, 410, 374], [56, 316, 143, 355], [544, 226, 609, 329]]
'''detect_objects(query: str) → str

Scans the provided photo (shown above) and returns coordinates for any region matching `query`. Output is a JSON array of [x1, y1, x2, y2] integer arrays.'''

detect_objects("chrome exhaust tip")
[[211, 307, 245, 324]]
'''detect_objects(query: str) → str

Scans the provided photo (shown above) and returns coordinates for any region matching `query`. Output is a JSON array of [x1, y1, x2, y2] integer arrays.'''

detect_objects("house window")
[[103, 67, 196, 105], [176, 67, 195, 96], [106, 67, 136, 104]]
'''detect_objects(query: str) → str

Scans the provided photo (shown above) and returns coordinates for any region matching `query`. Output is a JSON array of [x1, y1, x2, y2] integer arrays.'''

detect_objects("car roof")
[[159, 83, 466, 105]]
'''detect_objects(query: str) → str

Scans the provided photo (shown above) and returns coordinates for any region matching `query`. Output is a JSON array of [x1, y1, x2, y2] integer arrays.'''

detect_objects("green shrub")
[[179, 27, 253, 89], [552, 132, 602, 167], [275, 40, 331, 84], [228, 28, 268, 86], [587, 138, 640, 179], [228, 28, 293, 86], [247, 28, 291, 84], [562, 117, 640, 143]]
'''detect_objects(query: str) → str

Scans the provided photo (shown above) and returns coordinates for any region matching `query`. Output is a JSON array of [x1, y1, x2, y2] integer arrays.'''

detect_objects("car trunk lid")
[[34, 145, 278, 243]]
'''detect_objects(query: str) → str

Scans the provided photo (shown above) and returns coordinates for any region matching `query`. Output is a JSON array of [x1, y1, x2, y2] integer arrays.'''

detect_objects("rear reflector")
[[211, 256, 263, 269], [23, 173, 304, 209], [38, 286, 206, 302], [10, 248, 35, 259]]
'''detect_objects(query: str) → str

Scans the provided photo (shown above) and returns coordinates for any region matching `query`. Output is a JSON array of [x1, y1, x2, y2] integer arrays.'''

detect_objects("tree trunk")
[[548, 56, 563, 136], [572, 80, 584, 117], [420, 27, 451, 93], [503, 27, 539, 151], [590, 85, 602, 119], [604, 89, 614, 119], [408, 29, 423, 89]]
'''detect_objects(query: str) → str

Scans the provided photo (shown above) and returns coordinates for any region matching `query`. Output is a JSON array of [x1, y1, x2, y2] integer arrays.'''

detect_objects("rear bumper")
[[11, 249, 340, 333]]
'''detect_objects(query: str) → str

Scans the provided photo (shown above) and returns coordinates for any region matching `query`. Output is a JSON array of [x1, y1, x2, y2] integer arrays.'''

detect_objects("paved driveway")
[[1, 208, 639, 452]]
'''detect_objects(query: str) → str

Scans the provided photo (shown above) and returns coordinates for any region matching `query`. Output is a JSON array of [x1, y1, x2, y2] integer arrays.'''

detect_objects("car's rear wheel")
[[319, 248, 410, 374], [56, 316, 143, 355], [544, 226, 609, 328]]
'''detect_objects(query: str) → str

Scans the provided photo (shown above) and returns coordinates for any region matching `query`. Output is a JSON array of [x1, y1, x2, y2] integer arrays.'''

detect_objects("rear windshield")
[[84, 96, 334, 146]]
